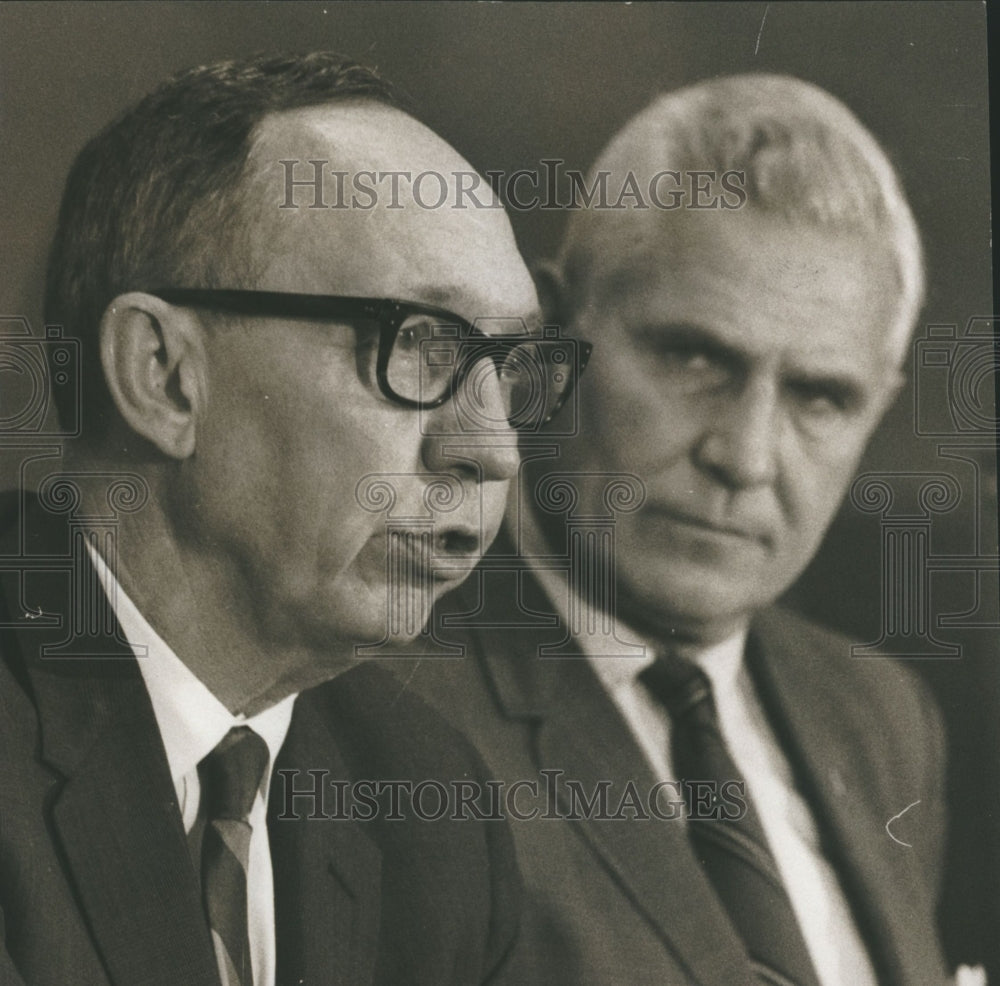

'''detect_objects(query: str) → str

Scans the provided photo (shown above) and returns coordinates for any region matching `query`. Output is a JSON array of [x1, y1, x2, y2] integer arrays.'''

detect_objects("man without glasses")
[[0, 52, 587, 986], [416, 74, 952, 985]]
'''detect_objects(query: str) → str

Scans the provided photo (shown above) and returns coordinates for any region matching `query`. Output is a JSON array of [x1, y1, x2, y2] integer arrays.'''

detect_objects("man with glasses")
[[412, 75, 953, 984], [0, 53, 586, 986]]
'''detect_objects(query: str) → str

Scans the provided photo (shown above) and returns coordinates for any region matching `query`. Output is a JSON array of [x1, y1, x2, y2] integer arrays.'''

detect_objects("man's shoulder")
[[300, 660, 497, 780], [289, 661, 523, 985], [751, 605, 942, 731]]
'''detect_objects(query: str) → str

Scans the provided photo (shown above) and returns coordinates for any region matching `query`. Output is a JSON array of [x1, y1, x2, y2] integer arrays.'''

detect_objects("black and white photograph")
[[0, 3, 995, 985]]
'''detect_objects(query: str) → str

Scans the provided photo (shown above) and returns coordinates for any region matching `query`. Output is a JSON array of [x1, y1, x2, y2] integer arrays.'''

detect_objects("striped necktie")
[[199, 726, 270, 986], [640, 650, 821, 986]]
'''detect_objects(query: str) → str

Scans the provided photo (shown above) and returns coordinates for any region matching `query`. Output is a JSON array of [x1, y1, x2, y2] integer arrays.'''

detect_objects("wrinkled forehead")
[[572, 204, 896, 302], [567, 206, 903, 360], [238, 103, 539, 328]]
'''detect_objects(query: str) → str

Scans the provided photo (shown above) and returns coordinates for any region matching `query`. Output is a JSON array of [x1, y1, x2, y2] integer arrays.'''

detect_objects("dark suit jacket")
[[0, 497, 521, 986], [401, 553, 950, 986]]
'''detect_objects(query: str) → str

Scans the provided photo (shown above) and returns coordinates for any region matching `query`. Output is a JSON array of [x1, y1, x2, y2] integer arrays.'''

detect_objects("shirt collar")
[[85, 543, 296, 787], [690, 633, 745, 693]]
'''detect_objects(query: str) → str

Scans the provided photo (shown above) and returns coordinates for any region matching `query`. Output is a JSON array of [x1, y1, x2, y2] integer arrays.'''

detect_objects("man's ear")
[[533, 260, 568, 327], [99, 292, 208, 459]]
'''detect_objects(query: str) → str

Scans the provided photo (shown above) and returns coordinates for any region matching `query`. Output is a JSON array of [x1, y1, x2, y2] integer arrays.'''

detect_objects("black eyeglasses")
[[148, 288, 592, 431]]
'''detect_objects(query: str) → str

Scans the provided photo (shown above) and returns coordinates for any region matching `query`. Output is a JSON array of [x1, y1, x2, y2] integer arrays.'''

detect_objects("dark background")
[[2, 0, 996, 976]]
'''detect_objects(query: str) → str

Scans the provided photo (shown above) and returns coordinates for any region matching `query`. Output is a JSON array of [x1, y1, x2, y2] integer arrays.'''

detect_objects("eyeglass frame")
[[145, 287, 592, 428]]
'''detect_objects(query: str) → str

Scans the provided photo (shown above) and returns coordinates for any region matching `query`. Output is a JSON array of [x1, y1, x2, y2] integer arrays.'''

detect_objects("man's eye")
[[675, 351, 717, 373], [632, 326, 736, 391], [651, 345, 731, 388], [787, 380, 852, 416], [397, 321, 426, 350]]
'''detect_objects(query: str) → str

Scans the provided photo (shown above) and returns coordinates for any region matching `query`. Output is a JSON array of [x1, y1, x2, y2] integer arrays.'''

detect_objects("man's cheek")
[[480, 485, 510, 536], [781, 473, 847, 557]]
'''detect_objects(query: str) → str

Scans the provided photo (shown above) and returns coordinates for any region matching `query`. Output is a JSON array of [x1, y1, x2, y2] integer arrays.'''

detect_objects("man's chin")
[[335, 580, 438, 645], [618, 567, 760, 642], [271, 570, 475, 655]]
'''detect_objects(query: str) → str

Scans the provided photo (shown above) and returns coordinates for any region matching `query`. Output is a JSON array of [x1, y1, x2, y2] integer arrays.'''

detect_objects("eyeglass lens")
[[385, 314, 574, 428]]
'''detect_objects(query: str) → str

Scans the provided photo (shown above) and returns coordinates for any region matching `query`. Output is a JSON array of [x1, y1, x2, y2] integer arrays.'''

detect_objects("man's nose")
[[420, 359, 520, 482], [693, 375, 780, 489]]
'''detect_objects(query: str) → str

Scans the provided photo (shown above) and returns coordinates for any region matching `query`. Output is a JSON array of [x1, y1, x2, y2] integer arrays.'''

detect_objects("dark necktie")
[[199, 725, 270, 986], [640, 651, 821, 986]]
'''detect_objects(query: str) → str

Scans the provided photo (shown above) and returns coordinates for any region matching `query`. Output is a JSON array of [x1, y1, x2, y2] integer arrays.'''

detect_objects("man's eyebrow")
[[403, 286, 541, 331], [415, 285, 466, 307], [632, 321, 746, 360], [784, 367, 868, 404], [473, 311, 544, 338]]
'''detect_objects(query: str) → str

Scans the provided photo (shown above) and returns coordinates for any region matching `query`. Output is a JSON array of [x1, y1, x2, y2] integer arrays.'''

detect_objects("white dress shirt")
[[88, 545, 295, 986], [519, 507, 878, 986]]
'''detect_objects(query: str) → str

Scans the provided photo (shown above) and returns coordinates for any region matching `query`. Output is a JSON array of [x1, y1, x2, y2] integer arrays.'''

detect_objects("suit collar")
[[530, 656, 758, 985], [3, 498, 384, 986], [453, 556, 561, 721], [749, 609, 947, 986], [1, 498, 221, 986], [461, 559, 756, 985], [269, 691, 383, 986], [466, 543, 945, 985]]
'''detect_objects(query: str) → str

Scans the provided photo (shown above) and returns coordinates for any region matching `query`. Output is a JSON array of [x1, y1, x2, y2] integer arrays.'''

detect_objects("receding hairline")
[[241, 97, 504, 218], [233, 98, 511, 279]]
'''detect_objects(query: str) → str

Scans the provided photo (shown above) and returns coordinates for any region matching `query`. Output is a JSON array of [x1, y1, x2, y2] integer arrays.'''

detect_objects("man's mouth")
[[649, 505, 771, 547], [387, 526, 484, 582], [434, 527, 482, 557]]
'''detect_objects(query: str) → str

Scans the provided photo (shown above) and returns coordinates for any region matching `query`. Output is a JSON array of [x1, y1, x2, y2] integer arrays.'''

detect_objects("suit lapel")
[[535, 668, 756, 985], [47, 680, 221, 986], [470, 565, 755, 986], [749, 611, 947, 986], [3, 503, 219, 986], [269, 692, 382, 986]]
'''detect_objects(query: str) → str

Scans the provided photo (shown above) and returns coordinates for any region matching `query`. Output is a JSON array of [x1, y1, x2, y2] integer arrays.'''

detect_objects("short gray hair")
[[560, 73, 923, 362]]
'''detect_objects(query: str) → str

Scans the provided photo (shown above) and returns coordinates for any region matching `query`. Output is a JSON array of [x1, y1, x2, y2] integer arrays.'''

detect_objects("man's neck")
[[613, 584, 750, 652], [524, 497, 750, 651]]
